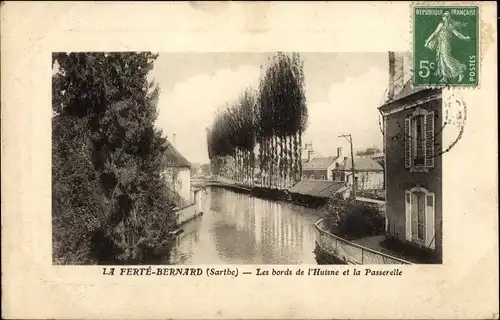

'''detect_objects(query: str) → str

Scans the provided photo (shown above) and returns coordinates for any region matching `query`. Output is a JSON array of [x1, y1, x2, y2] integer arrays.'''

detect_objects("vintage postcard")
[[1, 1, 498, 319]]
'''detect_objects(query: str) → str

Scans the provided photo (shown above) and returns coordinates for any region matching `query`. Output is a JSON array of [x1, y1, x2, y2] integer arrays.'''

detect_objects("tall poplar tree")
[[52, 52, 177, 265]]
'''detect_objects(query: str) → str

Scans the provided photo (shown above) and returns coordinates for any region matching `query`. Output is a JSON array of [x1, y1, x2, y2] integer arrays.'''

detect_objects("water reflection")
[[167, 187, 319, 264]]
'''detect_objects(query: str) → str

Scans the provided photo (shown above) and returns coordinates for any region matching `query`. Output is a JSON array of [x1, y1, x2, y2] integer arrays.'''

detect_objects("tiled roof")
[[301, 149, 322, 161], [380, 79, 439, 111], [340, 157, 383, 172], [392, 79, 427, 102], [303, 156, 339, 170], [162, 142, 191, 168], [289, 180, 348, 198]]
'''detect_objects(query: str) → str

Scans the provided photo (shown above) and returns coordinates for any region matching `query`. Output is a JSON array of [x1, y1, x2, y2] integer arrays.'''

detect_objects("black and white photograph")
[[52, 51, 445, 265], [4, 2, 498, 319]]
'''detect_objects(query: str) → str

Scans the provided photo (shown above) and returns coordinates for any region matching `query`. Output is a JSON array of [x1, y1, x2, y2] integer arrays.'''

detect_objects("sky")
[[148, 52, 390, 164]]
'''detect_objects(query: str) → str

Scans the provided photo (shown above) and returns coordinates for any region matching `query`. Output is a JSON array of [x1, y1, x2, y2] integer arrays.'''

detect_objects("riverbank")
[[192, 180, 291, 202], [251, 186, 289, 201], [195, 180, 384, 215]]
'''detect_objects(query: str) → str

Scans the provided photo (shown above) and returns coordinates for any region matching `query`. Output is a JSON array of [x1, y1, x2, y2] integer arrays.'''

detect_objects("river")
[[165, 187, 321, 264]]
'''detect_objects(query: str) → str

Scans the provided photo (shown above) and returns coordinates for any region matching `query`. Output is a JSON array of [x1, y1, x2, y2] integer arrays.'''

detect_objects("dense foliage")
[[52, 52, 178, 265], [321, 197, 385, 240], [356, 146, 382, 157], [207, 88, 257, 185], [200, 163, 211, 175], [207, 52, 308, 189]]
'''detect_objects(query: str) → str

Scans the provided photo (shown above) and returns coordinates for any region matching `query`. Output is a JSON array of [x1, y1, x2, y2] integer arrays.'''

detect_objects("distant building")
[[161, 139, 204, 226], [161, 140, 195, 204], [300, 142, 323, 164], [337, 157, 384, 190], [289, 180, 349, 206], [190, 163, 202, 178], [357, 151, 385, 167], [379, 51, 442, 262], [302, 147, 344, 180]]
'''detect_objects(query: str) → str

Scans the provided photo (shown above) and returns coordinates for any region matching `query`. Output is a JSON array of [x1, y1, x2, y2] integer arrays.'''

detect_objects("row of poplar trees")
[[52, 52, 179, 265], [206, 52, 308, 190]]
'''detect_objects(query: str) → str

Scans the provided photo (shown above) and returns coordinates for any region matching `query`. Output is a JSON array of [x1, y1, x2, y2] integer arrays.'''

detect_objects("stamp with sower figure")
[[413, 5, 479, 87]]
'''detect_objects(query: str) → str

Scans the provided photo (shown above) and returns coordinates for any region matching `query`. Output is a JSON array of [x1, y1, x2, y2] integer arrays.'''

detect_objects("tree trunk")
[[245, 150, 247, 185], [275, 134, 279, 189], [251, 149, 255, 187], [259, 138, 265, 186], [278, 137, 286, 189], [264, 138, 268, 187], [268, 136, 272, 189], [272, 135, 278, 189], [288, 134, 292, 188], [298, 129, 302, 182]]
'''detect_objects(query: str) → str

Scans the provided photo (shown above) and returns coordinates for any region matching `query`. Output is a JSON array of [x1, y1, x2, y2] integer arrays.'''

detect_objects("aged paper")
[[1, 1, 498, 319]]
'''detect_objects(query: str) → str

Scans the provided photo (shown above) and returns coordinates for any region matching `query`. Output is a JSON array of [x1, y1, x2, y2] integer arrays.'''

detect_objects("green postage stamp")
[[413, 5, 479, 87]]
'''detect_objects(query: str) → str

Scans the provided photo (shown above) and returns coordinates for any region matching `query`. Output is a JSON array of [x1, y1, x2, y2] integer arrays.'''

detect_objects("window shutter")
[[424, 111, 435, 168], [425, 192, 436, 249], [404, 118, 411, 168], [405, 190, 412, 241]]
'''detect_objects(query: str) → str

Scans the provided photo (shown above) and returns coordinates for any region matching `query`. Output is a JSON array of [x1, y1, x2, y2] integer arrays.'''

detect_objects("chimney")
[[403, 52, 412, 84], [395, 52, 405, 94], [308, 149, 314, 162], [173, 133, 176, 146], [388, 51, 395, 100], [337, 147, 342, 158]]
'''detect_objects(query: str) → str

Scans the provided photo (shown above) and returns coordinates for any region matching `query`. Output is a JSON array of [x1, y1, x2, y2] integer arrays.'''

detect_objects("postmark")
[[412, 5, 479, 87], [438, 90, 467, 156], [379, 89, 467, 158]]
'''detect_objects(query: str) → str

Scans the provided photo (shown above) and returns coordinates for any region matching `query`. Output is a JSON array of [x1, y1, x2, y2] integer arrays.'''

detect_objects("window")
[[405, 107, 435, 170], [411, 190, 426, 241], [405, 187, 436, 249], [412, 115, 425, 166]]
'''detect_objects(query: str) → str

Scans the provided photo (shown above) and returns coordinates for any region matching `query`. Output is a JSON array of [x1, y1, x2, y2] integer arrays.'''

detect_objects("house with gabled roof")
[[378, 51, 442, 263], [302, 147, 344, 180], [337, 157, 384, 191], [161, 139, 193, 205], [161, 137, 205, 227]]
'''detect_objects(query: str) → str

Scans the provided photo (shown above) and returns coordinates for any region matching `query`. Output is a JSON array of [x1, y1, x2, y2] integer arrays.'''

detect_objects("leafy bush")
[[321, 197, 385, 240]]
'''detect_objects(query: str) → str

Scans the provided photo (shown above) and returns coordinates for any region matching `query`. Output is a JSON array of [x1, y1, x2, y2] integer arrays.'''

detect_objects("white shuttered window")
[[425, 193, 436, 249], [405, 187, 436, 250], [405, 190, 412, 241]]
